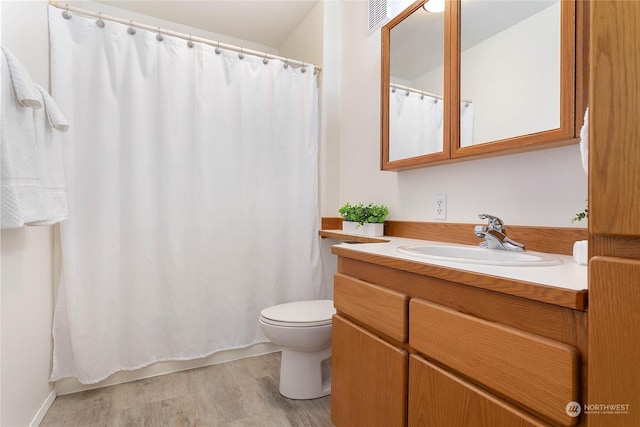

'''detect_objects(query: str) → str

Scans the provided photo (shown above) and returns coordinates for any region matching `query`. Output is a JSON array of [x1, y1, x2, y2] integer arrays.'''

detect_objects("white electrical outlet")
[[434, 194, 447, 220]]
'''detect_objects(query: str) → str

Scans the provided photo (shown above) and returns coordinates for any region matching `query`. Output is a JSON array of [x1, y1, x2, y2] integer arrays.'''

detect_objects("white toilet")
[[259, 299, 336, 399]]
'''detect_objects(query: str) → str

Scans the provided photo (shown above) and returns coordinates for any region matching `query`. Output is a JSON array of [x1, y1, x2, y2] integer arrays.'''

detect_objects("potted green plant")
[[338, 202, 389, 237]]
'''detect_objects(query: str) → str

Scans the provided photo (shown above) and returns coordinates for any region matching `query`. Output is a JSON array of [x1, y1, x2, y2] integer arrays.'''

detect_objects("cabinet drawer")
[[409, 354, 550, 427], [334, 273, 408, 342], [410, 299, 580, 426]]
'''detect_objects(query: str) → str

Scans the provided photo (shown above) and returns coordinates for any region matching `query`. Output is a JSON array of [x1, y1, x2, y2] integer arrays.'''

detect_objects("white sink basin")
[[397, 244, 562, 266]]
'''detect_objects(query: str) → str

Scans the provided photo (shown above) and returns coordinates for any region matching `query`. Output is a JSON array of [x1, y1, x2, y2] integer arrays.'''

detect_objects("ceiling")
[[93, 0, 319, 50]]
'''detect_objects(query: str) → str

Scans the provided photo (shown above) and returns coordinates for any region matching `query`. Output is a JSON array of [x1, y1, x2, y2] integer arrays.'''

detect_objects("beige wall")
[[329, 1, 588, 227], [1, 2, 57, 426], [280, 1, 324, 67]]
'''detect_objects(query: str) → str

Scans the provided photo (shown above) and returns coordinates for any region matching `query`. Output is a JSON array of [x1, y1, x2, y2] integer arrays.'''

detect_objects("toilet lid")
[[260, 300, 335, 327]]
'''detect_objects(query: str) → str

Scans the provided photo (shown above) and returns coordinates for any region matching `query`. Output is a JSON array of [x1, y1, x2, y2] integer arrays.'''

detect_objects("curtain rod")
[[49, 2, 322, 73], [390, 83, 472, 105]]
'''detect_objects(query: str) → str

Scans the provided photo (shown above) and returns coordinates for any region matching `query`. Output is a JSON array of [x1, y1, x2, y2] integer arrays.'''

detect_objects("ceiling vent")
[[368, 0, 391, 35]]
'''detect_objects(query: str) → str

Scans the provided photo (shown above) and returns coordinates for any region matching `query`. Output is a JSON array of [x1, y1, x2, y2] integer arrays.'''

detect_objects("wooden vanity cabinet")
[[331, 255, 587, 427]]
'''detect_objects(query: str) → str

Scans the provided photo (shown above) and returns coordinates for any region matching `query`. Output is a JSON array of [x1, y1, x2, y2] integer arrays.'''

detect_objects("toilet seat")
[[260, 300, 335, 328]]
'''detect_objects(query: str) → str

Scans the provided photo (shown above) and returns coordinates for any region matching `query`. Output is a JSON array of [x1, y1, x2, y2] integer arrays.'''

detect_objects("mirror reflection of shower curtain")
[[48, 6, 322, 385], [389, 89, 443, 161], [460, 102, 476, 147]]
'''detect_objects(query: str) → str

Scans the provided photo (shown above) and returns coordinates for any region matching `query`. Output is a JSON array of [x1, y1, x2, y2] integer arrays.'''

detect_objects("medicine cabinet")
[[381, 0, 588, 170]]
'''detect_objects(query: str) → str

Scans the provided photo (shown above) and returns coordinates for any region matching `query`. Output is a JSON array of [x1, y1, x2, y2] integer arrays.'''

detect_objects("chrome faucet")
[[474, 214, 524, 251]]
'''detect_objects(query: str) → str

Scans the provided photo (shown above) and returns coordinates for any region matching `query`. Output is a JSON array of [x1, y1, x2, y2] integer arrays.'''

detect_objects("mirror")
[[388, 2, 445, 162], [459, 0, 560, 147], [381, 0, 582, 170]]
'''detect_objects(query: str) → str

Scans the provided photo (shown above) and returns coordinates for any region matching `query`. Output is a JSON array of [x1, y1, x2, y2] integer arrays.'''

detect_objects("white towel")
[[0, 46, 42, 109], [1, 46, 69, 228], [36, 83, 69, 131], [27, 85, 69, 226], [1, 47, 46, 228], [579, 107, 588, 174]]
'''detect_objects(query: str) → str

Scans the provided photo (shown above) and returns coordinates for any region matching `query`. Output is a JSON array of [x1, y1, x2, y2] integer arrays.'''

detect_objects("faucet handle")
[[478, 214, 505, 232]]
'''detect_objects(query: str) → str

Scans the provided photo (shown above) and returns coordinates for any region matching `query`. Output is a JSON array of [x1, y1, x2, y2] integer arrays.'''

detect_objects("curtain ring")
[[391, 87, 396, 93], [62, 4, 72, 19], [156, 28, 164, 42], [313, 67, 318, 75], [301, 62, 307, 73], [405, 90, 410, 97], [215, 41, 222, 55], [420, 94, 424, 100], [187, 35, 194, 48], [238, 47, 245, 60], [283, 58, 289, 69], [127, 21, 136, 35], [96, 12, 105, 27], [263, 53, 269, 65]]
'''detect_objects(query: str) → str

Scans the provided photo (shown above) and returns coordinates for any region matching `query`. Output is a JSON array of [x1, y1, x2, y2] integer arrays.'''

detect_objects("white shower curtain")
[[388, 89, 443, 161], [48, 6, 322, 384]]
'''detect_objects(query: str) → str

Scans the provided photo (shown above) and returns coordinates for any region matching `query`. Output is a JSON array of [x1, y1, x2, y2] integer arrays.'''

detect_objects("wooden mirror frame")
[[381, 0, 588, 171], [381, 0, 452, 170]]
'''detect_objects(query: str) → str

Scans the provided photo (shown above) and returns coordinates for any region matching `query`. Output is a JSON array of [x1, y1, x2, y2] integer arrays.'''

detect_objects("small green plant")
[[571, 201, 588, 223], [339, 202, 389, 226]]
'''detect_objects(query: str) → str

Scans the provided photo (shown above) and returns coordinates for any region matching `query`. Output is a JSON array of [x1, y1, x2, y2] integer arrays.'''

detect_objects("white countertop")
[[333, 236, 588, 292]]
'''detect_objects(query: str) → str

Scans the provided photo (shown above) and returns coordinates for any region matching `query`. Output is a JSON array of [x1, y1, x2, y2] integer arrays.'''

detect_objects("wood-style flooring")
[[40, 352, 333, 427]]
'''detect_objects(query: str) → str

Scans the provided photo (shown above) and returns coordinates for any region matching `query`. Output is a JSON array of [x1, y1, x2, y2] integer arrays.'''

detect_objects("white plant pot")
[[341, 221, 359, 234], [342, 221, 384, 237]]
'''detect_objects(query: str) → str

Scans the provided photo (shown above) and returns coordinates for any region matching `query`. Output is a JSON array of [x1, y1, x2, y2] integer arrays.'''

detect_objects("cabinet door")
[[590, 0, 640, 237], [409, 355, 550, 427], [331, 315, 408, 427], [588, 257, 640, 427]]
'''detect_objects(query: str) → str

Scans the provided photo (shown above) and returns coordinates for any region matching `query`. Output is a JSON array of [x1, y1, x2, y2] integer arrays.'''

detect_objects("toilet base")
[[279, 346, 332, 399]]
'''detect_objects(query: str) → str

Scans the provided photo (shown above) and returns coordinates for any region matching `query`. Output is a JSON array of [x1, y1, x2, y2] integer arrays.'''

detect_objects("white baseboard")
[[29, 389, 57, 427], [55, 342, 280, 396]]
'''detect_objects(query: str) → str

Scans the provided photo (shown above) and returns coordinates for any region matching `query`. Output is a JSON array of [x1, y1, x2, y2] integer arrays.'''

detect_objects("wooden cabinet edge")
[[318, 229, 389, 243]]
